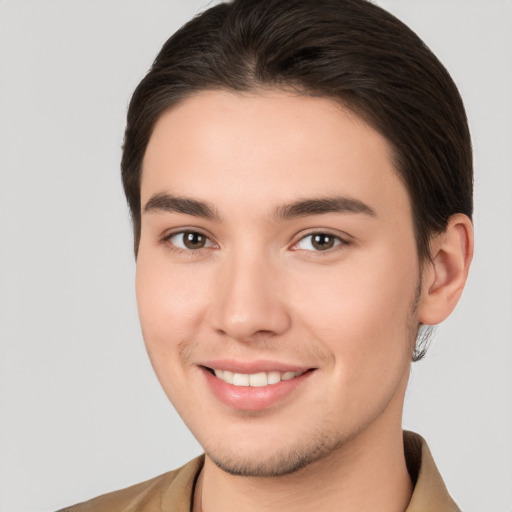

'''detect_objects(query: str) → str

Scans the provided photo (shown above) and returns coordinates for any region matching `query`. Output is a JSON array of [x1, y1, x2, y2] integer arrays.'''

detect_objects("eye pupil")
[[312, 234, 335, 250], [184, 232, 206, 249]]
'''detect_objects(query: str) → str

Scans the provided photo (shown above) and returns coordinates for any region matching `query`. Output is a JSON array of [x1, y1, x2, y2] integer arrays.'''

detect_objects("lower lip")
[[202, 368, 313, 411]]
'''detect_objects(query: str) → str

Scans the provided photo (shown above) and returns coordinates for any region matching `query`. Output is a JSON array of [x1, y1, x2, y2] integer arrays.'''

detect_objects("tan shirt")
[[57, 432, 459, 512]]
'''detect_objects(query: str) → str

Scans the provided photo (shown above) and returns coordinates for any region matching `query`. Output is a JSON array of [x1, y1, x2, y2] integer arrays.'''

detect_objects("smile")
[[211, 369, 305, 387], [201, 362, 315, 410]]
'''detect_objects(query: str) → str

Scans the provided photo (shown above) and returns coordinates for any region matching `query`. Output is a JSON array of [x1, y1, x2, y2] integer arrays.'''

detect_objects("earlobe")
[[417, 214, 474, 325]]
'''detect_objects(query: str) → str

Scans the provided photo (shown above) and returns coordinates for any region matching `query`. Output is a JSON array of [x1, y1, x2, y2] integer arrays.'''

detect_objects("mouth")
[[200, 363, 315, 410], [205, 367, 307, 387]]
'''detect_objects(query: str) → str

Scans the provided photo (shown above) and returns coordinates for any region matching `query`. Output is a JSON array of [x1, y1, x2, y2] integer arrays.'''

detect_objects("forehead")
[[141, 89, 410, 222]]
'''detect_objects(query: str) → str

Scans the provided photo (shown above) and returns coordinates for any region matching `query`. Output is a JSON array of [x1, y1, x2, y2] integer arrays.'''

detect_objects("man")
[[60, 0, 473, 510]]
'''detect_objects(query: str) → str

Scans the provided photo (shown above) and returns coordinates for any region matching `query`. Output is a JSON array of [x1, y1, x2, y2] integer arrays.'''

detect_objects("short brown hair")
[[122, 0, 472, 280], [122, 0, 472, 264]]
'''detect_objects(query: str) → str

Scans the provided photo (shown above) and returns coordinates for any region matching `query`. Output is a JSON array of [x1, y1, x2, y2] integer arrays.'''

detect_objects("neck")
[[196, 417, 413, 512]]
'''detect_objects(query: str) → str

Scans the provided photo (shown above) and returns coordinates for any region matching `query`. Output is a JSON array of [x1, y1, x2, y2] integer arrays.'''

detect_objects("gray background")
[[0, 1, 511, 511]]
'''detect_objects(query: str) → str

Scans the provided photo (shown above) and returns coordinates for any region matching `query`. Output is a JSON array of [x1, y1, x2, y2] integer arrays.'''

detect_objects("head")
[[123, 0, 473, 477]]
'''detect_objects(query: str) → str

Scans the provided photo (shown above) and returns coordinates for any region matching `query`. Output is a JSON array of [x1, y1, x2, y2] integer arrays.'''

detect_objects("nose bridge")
[[211, 246, 290, 341]]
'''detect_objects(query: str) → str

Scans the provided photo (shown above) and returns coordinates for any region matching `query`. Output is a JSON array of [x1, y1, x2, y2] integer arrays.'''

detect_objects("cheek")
[[135, 251, 210, 357], [135, 251, 215, 412], [288, 253, 417, 422], [289, 248, 418, 369]]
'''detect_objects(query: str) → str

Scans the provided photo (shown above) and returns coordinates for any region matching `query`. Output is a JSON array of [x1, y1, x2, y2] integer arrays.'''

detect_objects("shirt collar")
[[404, 431, 460, 511]]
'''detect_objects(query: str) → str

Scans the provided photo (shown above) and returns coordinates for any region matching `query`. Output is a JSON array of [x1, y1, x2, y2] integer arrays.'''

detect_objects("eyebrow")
[[143, 193, 376, 222], [144, 193, 221, 221], [273, 196, 376, 220]]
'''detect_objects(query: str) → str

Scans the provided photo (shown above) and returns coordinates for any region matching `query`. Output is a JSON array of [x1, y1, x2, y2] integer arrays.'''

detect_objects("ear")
[[417, 214, 474, 325]]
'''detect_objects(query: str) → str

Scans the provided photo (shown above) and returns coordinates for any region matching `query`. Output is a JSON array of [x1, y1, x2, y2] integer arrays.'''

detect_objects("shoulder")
[[56, 456, 204, 512]]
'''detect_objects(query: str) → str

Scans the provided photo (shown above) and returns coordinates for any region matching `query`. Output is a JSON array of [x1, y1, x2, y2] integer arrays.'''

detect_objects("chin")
[[204, 428, 345, 477]]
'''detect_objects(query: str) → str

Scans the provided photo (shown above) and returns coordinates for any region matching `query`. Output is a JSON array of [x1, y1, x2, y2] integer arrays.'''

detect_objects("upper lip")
[[200, 359, 313, 374]]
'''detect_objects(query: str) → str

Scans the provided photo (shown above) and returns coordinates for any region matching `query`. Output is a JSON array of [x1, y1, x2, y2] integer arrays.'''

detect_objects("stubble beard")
[[205, 425, 349, 477]]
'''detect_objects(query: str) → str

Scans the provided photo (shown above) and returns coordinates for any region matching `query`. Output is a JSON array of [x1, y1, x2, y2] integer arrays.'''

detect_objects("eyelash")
[[290, 232, 348, 252], [162, 230, 349, 254], [162, 230, 217, 253]]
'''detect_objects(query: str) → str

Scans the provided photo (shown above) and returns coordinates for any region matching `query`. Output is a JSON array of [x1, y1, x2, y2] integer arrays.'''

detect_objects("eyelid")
[[161, 228, 218, 252], [160, 227, 350, 253], [290, 230, 351, 252]]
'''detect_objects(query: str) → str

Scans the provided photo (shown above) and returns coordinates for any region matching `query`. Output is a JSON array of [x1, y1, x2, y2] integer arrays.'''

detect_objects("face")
[[136, 90, 421, 476]]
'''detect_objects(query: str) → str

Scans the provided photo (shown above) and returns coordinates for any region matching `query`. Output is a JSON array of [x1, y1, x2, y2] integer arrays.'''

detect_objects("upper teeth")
[[213, 369, 304, 387]]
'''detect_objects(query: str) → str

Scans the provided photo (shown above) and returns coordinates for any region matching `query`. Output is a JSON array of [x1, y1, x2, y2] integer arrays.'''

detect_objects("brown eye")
[[168, 231, 214, 250], [296, 233, 343, 251], [312, 234, 335, 250], [183, 232, 206, 249]]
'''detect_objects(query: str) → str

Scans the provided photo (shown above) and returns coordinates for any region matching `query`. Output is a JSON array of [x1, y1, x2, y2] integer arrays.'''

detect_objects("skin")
[[136, 89, 473, 512]]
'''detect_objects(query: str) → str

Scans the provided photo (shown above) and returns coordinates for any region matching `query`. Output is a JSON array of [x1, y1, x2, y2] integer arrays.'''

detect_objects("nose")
[[209, 252, 291, 342]]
